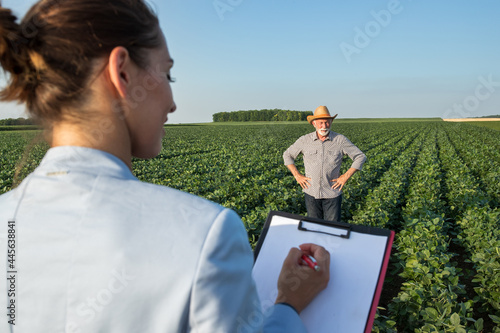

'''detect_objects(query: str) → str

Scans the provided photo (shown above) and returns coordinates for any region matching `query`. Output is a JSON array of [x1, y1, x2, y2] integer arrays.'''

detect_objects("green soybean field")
[[1, 120, 499, 332]]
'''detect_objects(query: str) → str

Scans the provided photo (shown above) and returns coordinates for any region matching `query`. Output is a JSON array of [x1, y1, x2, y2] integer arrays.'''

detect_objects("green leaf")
[[450, 312, 460, 326], [425, 307, 439, 320], [489, 314, 500, 324], [474, 318, 484, 331]]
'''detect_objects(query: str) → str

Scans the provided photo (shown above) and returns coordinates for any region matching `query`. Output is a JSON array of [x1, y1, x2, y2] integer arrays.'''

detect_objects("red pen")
[[301, 254, 320, 272]]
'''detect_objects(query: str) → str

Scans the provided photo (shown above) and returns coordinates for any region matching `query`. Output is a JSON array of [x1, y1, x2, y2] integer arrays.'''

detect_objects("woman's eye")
[[166, 73, 176, 83]]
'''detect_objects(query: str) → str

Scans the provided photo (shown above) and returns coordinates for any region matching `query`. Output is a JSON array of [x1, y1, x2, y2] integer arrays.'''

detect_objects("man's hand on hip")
[[331, 174, 349, 190], [331, 167, 359, 191], [286, 164, 312, 189], [294, 174, 312, 189]]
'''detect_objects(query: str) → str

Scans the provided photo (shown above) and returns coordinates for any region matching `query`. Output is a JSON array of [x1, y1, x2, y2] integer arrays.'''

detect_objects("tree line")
[[477, 115, 500, 118], [0, 118, 36, 126], [212, 109, 313, 122]]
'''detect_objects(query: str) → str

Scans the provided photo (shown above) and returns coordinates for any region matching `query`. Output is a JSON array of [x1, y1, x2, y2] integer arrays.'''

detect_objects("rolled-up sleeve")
[[283, 138, 303, 166], [342, 137, 366, 171]]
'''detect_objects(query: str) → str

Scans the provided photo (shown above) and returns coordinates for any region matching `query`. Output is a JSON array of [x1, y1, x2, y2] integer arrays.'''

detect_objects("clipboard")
[[252, 211, 394, 333]]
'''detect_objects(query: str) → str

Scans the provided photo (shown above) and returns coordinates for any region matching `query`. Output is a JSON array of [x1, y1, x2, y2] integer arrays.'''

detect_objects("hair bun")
[[1, 0, 161, 124], [0, 8, 24, 70], [0, 7, 33, 103]]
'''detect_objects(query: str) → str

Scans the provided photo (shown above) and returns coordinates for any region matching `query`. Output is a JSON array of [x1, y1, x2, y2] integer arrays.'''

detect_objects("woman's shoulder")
[[120, 179, 229, 225], [144, 180, 221, 206]]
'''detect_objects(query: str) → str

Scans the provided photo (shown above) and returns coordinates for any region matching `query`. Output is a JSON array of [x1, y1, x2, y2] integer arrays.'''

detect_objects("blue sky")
[[1, 0, 499, 123]]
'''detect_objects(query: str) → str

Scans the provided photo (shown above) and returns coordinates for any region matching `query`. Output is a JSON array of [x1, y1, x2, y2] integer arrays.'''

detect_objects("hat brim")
[[307, 113, 338, 124]]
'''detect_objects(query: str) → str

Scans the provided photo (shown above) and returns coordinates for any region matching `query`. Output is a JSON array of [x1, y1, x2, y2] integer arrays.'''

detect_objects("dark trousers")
[[305, 193, 342, 223]]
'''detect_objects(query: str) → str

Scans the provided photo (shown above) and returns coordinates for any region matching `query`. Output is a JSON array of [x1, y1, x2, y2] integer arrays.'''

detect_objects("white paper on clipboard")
[[252, 211, 394, 333]]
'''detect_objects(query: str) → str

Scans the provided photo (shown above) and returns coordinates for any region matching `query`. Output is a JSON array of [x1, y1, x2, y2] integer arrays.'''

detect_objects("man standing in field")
[[283, 106, 366, 222]]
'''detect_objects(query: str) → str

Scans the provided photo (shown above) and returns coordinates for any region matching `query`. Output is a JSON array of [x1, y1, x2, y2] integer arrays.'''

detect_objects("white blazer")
[[0, 146, 306, 333]]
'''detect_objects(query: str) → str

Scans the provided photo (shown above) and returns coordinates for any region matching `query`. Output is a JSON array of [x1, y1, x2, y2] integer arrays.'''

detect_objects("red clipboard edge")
[[365, 230, 395, 333]]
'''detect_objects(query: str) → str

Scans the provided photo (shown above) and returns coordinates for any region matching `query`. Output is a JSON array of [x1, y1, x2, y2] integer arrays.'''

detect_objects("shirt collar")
[[35, 146, 136, 180], [310, 131, 333, 141]]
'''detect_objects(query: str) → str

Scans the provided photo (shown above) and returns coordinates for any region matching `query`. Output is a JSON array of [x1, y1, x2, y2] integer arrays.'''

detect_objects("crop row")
[[437, 129, 500, 331], [349, 127, 424, 229], [0, 131, 47, 194], [442, 124, 499, 208], [342, 126, 420, 222], [382, 130, 482, 332]]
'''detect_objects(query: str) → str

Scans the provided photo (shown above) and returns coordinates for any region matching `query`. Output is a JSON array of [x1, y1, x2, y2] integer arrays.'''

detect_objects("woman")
[[0, 1, 329, 332]]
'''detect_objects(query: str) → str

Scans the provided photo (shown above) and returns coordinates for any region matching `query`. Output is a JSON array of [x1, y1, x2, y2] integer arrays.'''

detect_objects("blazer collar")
[[36, 146, 135, 180]]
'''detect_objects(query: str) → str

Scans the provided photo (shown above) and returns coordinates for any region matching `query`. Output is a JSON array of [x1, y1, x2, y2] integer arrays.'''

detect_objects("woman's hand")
[[275, 243, 330, 314]]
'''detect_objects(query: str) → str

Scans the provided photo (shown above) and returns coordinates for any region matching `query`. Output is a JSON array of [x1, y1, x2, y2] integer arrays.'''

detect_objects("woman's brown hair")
[[0, 0, 161, 125]]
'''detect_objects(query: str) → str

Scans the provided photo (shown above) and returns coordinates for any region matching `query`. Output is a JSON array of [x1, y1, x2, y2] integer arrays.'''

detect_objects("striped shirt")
[[283, 131, 366, 199]]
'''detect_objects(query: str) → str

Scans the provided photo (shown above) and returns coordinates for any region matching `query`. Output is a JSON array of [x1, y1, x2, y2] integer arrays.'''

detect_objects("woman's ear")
[[108, 46, 131, 98]]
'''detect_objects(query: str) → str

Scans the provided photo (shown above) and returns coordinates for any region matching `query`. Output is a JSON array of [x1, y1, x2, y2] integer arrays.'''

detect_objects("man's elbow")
[[352, 153, 367, 170], [283, 154, 295, 166]]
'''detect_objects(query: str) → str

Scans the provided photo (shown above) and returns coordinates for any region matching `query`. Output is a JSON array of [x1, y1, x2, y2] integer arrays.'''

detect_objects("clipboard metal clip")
[[298, 220, 351, 239]]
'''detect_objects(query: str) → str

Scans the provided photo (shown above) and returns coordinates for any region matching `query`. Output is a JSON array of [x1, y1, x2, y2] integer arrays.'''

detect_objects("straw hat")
[[307, 106, 338, 124]]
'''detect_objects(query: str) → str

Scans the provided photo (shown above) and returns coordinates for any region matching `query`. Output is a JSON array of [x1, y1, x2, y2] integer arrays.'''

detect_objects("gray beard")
[[318, 129, 330, 136]]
